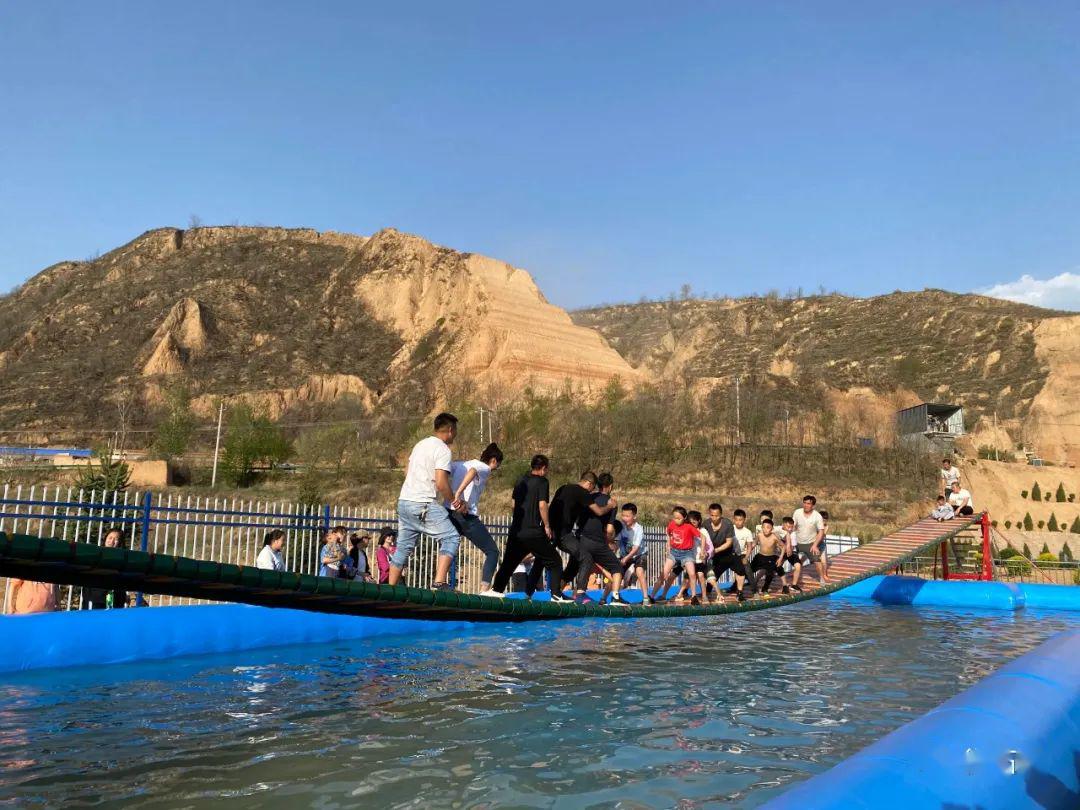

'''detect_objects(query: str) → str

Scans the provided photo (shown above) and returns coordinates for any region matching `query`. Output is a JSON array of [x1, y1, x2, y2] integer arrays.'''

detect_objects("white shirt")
[[399, 435, 452, 503], [619, 522, 646, 557], [792, 509, 825, 544], [449, 459, 491, 515], [256, 545, 285, 572], [733, 526, 753, 556], [948, 489, 973, 510], [941, 466, 961, 488]]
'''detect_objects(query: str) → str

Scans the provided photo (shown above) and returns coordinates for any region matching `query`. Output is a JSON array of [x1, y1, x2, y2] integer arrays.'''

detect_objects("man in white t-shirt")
[[391, 412, 464, 590], [940, 459, 961, 498], [447, 443, 504, 595], [792, 494, 828, 586], [947, 481, 974, 516]]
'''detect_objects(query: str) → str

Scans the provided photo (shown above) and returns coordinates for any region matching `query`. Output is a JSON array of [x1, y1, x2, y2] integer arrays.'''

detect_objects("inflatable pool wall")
[[763, 629, 1080, 810], [833, 575, 1080, 611], [0, 604, 474, 674]]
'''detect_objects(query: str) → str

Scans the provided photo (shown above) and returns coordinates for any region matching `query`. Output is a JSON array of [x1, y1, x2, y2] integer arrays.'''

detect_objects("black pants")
[[557, 532, 582, 587], [493, 532, 563, 595], [751, 554, 782, 592], [575, 536, 623, 592], [713, 552, 750, 593]]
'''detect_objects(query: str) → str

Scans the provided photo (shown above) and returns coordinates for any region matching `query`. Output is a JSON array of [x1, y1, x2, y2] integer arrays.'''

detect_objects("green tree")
[[1022, 543, 1032, 559], [1059, 542, 1073, 562], [73, 448, 131, 493], [1040, 541, 1052, 555], [1031, 482, 1042, 501], [1071, 516, 1080, 534], [1037, 520, 1045, 529], [1055, 482, 1067, 502], [1020, 490, 1028, 499], [1004, 520, 1012, 529], [1023, 512, 1034, 531], [153, 384, 195, 460], [1047, 513, 1059, 532], [220, 404, 292, 488]]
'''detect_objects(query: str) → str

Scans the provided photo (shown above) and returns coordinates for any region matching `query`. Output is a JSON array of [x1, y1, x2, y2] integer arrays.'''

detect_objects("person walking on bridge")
[[390, 412, 466, 591], [448, 442, 504, 595], [792, 495, 828, 586]]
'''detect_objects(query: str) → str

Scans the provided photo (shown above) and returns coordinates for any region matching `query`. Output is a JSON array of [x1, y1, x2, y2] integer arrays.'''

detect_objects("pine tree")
[[1071, 516, 1080, 534], [1041, 541, 1051, 555], [1023, 512, 1034, 531], [1031, 482, 1042, 501], [1022, 543, 1033, 559], [1048, 513, 1059, 532], [1056, 482, 1067, 502], [1062, 542, 1075, 561]]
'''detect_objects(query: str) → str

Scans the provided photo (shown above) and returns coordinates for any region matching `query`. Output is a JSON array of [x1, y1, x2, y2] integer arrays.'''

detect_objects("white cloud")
[[979, 271, 1080, 312]]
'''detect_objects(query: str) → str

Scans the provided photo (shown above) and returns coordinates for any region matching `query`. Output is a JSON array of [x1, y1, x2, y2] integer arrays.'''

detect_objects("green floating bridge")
[[0, 517, 981, 621]]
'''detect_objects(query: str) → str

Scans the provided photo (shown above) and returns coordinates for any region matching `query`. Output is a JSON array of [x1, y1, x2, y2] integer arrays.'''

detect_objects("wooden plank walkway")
[[0, 516, 980, 622]]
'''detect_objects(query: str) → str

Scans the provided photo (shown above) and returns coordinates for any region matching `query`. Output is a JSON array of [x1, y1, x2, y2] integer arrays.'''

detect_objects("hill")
[[572, 292, 1080, 464], [0, 226, 635, 432]]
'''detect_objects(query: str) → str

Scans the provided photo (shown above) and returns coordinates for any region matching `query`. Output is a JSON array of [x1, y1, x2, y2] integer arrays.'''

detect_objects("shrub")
[[1021, 490, 1028, 499], [220, 404, 293, 488], [73, 449, 131, 493], [991, 520, 998, 528], [1071, 516, 1080, 534], [1004, 520, 1012, 529], [1037, 520, 1045, 530], [1023, 513, 1034, 531], [1059, 542, 1073, 562], [998, 546, 1020, 559], [1041, 541, 1052, 555], [1056, 482, 1067, 502], [1069, 494, 1076, 503], [1004, 556, 1032, 575], [1048, 514, 1059, 532], [1022, 543, 1033, 559], [1074, 569, 1080, 586], [1045, 491, 1053, 502], [1037, 552, 1058, 565], [1031, 482, 1042, 501]]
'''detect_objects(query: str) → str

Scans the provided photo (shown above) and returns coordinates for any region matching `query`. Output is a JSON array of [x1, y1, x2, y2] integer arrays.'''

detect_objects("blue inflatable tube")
[[1020, 583, 1080, 611], [834, 575, 1080, 611], [762, 629, 1080, 810], [0, 604, 474, 674]]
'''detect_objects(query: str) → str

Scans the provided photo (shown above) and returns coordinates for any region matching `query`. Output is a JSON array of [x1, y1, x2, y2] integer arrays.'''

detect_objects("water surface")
[[1, 602, 1076, 808]]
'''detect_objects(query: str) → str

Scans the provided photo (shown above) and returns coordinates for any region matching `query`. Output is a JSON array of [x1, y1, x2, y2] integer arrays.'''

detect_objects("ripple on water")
[[0, 602, 1076, 808]]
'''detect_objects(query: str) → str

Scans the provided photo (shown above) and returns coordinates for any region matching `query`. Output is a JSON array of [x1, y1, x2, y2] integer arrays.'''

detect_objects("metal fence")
[[897, 553, 1080, 586], [1, 485, 861, 612]]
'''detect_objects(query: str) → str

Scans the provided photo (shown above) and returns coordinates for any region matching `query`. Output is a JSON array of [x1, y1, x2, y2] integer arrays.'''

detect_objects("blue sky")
[[2, 1, 1079, 309]]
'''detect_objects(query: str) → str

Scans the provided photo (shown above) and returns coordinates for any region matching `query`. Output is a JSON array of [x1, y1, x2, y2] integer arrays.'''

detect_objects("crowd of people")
[[381, 412, 834, 606]]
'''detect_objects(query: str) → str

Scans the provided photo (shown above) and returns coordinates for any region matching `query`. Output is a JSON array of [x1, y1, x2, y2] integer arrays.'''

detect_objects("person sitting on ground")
[[931, 495, 955, 522], [81, 527, 130, 609], [940, 458, 961, 498], [947, 481, 975, 516], [751, 517, 787, 595], [448, 442, 504, 596], [617, 503, 651, 603], [375, 528, 396, 584], [649, 506, 701, 605], [793, 495, 829, 586], [349, 533, 373, 581], [392, 412, 466, 591], [256, 529, 287, 572]]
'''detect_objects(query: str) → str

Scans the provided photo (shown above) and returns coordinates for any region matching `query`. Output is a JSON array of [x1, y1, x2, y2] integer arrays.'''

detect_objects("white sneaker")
[[478, 589, 505, 599]]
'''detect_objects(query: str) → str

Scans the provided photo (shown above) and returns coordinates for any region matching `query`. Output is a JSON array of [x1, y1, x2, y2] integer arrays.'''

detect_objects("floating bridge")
[[0, 515, 985, 621]]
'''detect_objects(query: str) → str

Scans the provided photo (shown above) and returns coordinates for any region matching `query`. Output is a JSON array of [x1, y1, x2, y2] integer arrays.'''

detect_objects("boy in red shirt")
[[648, 506, 701, 606]]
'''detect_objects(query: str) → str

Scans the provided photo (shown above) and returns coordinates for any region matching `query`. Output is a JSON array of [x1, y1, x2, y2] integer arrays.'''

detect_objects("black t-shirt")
[[580, 492, 615, 542], [550, 483, 591, 537], [705, 517, 736, 556], [511, 473, 550, 535]]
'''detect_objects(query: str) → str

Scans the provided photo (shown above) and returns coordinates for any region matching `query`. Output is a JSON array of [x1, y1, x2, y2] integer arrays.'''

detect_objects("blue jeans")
[[449, 512, 500, 585], [392, 500, 461, 569]]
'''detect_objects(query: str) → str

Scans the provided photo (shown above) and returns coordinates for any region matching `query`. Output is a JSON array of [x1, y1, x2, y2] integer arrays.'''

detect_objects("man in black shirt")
[[574, 472, 629, 606], [540, 471, 617, 595], [490, 455, 568, 600]]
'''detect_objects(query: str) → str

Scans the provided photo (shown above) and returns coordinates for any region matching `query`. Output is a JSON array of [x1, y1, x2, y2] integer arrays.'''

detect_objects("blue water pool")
[[1, 601, 1077, 808]]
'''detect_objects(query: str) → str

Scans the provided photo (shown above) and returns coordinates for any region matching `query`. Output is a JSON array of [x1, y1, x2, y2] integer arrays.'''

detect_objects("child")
[[751, 518, 786, 595], [931, 496, 955, 521], [731, 510, 754, 593], [677, 510, 712, 601], [779, 516, 801, 592], [319, 527, 348, 578], [649, 507, 700, 606], [818, 509, 831, 577]]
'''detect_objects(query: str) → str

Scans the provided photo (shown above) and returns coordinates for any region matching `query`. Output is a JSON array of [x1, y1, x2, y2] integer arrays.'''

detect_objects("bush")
[[1072, 516, 1080, 534], [73, 449, 131, 493], [1021, 490, 1028, 499], [1004, 556, 1032, 575], [152, 384, 194, 460], [1059, 542, 1073, 562], [1045, 491, 1053, 501], [1022, 543, 1033, 559], [1037, 520, 1046, 530], [1037, 552, 1058, 565], [1040, 541, 1052, 555], [1031, 482, 1042, 501], [1004, 520, 1012, 529], [1048, 514, 1059, 532], [1069, 494, 1076, 503], [219, 404, 293, 488], [1023, 512, 1034, 531], [1074, 569, 1080, 586], [991, 520, 998, 528], [1056, 482, 1067, 502], [998, 546, 1020, 559]]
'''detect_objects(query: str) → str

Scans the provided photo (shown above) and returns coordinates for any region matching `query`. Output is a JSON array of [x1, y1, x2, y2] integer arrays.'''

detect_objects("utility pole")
[[210, 401, 224, 488], [735, 375, 741, 445], [478, 407, 485, 447]]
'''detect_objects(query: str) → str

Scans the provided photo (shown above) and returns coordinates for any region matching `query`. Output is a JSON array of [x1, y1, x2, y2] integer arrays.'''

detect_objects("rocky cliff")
[[0, 226, 636, 431]]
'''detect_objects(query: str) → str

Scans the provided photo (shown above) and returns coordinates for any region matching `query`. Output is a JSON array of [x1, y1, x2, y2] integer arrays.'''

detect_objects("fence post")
[[137, 490, 152, 607], [322, 503, 331, 536]]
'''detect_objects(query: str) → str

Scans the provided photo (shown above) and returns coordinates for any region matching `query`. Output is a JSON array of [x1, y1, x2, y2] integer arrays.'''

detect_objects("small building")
[[896, 403, 965, 456]]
